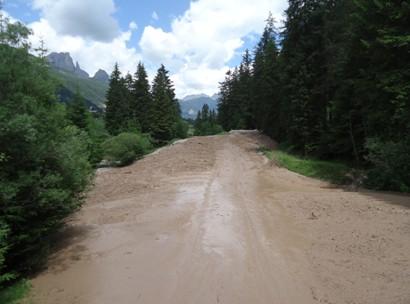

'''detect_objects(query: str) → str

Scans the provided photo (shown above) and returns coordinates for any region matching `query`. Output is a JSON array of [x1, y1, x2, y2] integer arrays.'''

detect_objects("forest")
[[218, 0, 410, 192]]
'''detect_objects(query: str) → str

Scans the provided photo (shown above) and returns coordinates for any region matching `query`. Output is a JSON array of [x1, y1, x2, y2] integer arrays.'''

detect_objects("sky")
[[3, 0, 288, 98]]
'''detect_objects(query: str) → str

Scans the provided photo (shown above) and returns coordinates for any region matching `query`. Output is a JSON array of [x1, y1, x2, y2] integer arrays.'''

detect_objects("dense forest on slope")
[[50, 68, 108, 109], [218, 1, 410, 192], [104, 63, 188, 142]]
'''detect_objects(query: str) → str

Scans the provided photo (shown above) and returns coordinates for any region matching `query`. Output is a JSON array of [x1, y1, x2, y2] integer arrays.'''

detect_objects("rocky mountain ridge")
[[46, 52, 108, 82]]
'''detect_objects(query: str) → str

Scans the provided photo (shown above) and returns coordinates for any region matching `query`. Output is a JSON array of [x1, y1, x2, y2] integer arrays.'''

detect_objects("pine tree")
[[252, 13, 279, 135], [195, 104, 222, 136], [150, 65, 180, 141], [105, 63, 130, 135], [132, 62, 152, 133]]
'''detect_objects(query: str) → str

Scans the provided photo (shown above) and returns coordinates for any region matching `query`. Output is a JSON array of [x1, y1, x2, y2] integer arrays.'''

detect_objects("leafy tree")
[[102, 132, 152, 166], [0, 14, 92, 285]]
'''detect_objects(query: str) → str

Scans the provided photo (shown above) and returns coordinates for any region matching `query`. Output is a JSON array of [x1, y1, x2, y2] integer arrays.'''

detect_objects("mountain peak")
[[46, 52, 76, 73], [182, 94, 209, 101], [46, 52, 89, 78], [92, 69, 109, 83], [179, 94, 218, 119]]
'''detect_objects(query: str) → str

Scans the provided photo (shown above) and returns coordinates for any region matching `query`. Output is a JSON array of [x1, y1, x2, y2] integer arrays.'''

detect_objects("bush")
[[175, 119, 189, 139], [365, 138, 410, 192], [194, 122, 224, 136], [0, 19, 93, 287], [102, 132, 152, 166], [86, 116, 110, 166]]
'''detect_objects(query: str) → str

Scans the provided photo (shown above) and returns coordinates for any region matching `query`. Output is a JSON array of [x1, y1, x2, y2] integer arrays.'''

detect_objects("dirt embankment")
[[28, 131, 410, 304]]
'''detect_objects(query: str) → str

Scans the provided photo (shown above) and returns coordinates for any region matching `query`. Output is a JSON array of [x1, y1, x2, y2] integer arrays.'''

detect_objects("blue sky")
[[3, 0, 287, 97]]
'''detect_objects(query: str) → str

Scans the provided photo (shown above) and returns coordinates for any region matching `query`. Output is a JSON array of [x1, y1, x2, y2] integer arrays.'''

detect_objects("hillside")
[[47, 52, 109, 109], [179, 94, 218, 119]]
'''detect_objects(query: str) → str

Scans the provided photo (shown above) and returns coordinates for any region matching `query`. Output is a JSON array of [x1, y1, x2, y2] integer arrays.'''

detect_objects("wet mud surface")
[[29, 131, 410, 304]]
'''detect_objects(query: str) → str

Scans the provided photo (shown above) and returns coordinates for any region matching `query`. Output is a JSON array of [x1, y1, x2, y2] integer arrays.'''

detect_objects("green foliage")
[[105, 64, 130, 135], [0, 15, 92, 287], [86, 116, 110, 165], [104, 62, 183, 144], [102, 132, 153, 166], [49, 69, 108, 108], [217, 2, 410, 192], [150, 65, 181, 142], [0, 280, 30, 304], [263, 148, 351, 185], [67, 89, 89, 129], [195, 104, 223, 136], [132, 63, 152, 133], [175, 120, 189, 139], [365, 138, 410, 192]]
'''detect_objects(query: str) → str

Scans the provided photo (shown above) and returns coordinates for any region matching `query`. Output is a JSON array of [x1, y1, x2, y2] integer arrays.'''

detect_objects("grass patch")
[[261, 147, 352, 184], [0, 280, 31, 304]]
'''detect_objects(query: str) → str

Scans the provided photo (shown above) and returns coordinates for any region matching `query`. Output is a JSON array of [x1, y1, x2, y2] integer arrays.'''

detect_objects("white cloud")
[[151, 11, 159, 21], [32, 0, 119, 42], [29, 18, 141, 76], [129, 21, 138, 31], [139, 0, 287, 97], [6, 0, 288, 98]]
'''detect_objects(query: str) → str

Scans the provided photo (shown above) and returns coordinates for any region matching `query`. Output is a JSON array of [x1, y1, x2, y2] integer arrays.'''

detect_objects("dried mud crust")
[[29, 132, 410, 304]]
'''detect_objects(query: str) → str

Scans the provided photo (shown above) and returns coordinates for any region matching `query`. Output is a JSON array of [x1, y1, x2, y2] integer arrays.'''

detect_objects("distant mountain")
[[46, 52, 109, 109], [179, 94, 218, 119], [92, 69, 110, 83], [47, 52, 90, 78], [211, 93, 220, 101]]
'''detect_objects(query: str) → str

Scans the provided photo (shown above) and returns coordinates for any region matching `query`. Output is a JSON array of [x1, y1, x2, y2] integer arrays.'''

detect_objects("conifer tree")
[[132, 62, 152, 133], [105, 63, 130, 134], [150, 65, 179, 141]]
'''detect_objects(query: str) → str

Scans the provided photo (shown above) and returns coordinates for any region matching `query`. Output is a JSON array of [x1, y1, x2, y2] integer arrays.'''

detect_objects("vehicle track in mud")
[[29, 131, 410, 304]]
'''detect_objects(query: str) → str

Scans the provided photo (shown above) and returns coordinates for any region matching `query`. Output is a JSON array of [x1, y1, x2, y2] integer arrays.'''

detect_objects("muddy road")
[[29, 131, 410, 304]]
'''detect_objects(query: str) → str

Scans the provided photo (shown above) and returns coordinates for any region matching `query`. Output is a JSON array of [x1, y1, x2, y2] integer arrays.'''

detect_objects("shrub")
[[194, 122, 224, 136], [86, 116, 110, 166], [0, 19, 93, 287], [365, 138, 410, 192], [102, 132, 152, 166], [175, 119, 189, 139]]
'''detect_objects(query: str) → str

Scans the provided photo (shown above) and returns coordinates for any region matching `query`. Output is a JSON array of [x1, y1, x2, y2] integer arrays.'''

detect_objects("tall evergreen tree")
[[150, 65, 180, 141], [132, 62, 152, 133], [252, 13, 279, 135], [105, 63, 130, 135]]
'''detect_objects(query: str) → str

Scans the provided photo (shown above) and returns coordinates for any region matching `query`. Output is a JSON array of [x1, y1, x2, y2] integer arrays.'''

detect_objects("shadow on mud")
[[31, 225, 96, 276]]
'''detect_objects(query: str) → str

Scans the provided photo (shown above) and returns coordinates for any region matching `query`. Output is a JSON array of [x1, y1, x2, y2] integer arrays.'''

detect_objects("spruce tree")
[[150, 65, 179, 141], [132, 62, 152, 133], [252, 13, 279, 135], [105, 64, 130, 135]]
